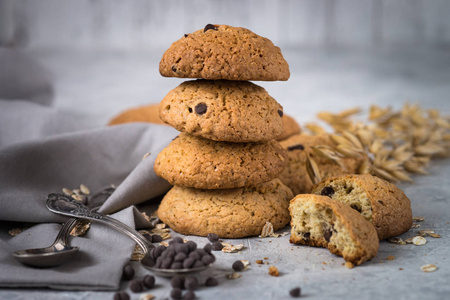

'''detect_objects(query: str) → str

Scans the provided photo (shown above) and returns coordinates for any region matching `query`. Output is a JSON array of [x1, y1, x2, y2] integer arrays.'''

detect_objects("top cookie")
[[159, 24, 290, 81]]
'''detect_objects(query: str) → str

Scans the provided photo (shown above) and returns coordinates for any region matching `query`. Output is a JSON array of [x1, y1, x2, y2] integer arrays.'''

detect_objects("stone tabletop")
[[1, 46, 449, 299]]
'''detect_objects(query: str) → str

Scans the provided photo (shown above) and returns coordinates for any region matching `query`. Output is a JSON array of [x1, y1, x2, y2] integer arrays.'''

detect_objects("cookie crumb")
[[345, 262, 354, 269], [387, 255, 395, 260], [226, 272, 242, 280], [421, 264, 438, 272], [413, 216, 425, 222], [256, 260, 264, 264], [268, 265, 279, 276], [139, 294, 155, 300]]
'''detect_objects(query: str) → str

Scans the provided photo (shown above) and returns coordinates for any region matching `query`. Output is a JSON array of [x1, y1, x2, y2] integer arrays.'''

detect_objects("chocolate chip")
[[184, 34, 188, 38], [278, 109, 283, 117], [207, 233, 220, 243], [350, 203, 362, 213], [195, 248, 207, 257], [211, 241, 223, 251], [184, 276, 199, 290], [170, 237, 184, 244], [174, 252, 187, 262], [204, 24, 217, 32], [323, 228, 333, 242], [161, 257, 173, 269], [188, 251, 200, 260], [287, 144, 305, 151], [204, 277, 219, 287], [128, 279, 143, 293], [143, 233, 152, 243], [172, 66, 177, 72], [114, 291, 130, 300], [202, 254, 215, 265], [203, 243, 212, 253], [195, 103, 207, 115], [171, 275, 185, 289], [183, 257, 196, 269], [171, 262, 184, 269], [171, 288, 183, 299], [183, 290, 196, 300], [142, 275, 155, 289], [186, 241, 197, 252], [152, 234, 163, 243], [321, 186, 335, 197], [232, 260, 245, 271], [289, 287, 302, 297], [121, 264, 135, 281], [303, 232, 310, 242], [154, 245, 166, 258], [193, 260, 205, 268]]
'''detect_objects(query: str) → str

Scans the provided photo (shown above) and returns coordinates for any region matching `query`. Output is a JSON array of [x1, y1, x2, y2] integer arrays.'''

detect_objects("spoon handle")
[[46, 193, 154, 254]]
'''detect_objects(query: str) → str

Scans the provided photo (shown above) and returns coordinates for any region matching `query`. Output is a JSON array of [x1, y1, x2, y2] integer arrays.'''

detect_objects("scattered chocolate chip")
[[171, 288, 183, 299], [172, 66, 177, 72], [171, 275, 185, 289], [152, 234, 163, 243], [207, 233, 220, 243], [211, 241, 223, 251], [232, 260, 245, 271], [321, 186, 335, 197], [323, 229, 333, 242], [114, 291, 130, 300], [289, 287, 302, 298], [128, 279, 143, 293], [142, 275, 155, 289], [278, 109, 283, 117], [195, 103, 207, 115], [204, 24, 217, 32], [287, 144, 305, 151], [184, 276, 199, 290], [121, 264, 135, 281], [184, 34, 188, 38], [184, 290, 196, 300], [205, 277, 219, 287]]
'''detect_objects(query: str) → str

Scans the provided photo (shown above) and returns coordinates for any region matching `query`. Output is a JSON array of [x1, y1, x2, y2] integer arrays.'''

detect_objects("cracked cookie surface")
[[157, 179, 294, 238], [159, 24, 290, 81], [159, 80, 284, 142], [154, 132, 288, 189]]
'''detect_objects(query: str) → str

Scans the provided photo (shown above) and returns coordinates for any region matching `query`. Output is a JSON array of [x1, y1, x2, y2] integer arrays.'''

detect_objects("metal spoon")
[[12, 218, 79, 268], [46, 193, 212, 277]]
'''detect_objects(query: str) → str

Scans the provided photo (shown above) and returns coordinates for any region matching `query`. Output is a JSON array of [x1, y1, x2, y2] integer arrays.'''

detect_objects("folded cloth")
[[0, 123, 179, 289]]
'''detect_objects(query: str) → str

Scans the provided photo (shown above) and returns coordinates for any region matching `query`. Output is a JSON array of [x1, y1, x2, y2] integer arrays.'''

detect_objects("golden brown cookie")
[[108, 104, 167, 126], [159, 24, 290, 81], [278, 134, 364, 195], [154, 133, 288, 189], [289, 194, 379, 265], [159, 80, 284, 142], [277, 114, 301, 141], [157, 179, 294, 238], [311, 174, 413, 240]]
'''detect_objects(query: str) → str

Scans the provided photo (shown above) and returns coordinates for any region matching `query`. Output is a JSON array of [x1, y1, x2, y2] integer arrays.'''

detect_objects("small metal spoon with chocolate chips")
[[45, 194, 213, 276]]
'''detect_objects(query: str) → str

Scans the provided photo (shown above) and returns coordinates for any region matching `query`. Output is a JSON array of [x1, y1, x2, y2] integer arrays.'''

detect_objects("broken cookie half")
[[289, 194, 379, 266]]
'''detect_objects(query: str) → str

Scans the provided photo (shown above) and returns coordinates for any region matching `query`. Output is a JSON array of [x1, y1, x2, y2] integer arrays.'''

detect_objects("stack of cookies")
[[154, 24, 294, 238]]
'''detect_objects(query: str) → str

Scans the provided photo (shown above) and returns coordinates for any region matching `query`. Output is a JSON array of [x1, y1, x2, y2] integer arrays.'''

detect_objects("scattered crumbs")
[[412, 236, 427, 246], [142, 152, 151, 160], [139, 294, 155, 300], [322, 262, 327, 265], [411, 223, 421, 228], [8, 228, 22, 236], [264, 257, 269, 260], [413, 216, 425, 222], [387, 255, 395, 261], [226, 272, 242, 280], [345, 262, 354, 269], [399, 268, 403, 271], [256, 260, 264, 264], [421, 264, 438, 273], [268, 266, 279, 277]]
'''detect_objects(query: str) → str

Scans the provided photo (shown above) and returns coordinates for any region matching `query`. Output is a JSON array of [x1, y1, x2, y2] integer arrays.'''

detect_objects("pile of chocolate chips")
[[151, 237, 216, 270]]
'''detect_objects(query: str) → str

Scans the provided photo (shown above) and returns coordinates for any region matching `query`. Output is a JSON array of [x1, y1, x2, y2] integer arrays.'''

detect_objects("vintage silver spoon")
[[12, 217, 79, 268], [46, 193, 212, 277]]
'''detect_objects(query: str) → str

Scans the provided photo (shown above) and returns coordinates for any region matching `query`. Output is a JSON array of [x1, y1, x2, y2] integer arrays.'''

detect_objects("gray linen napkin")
[[0, 48, 179, 290]]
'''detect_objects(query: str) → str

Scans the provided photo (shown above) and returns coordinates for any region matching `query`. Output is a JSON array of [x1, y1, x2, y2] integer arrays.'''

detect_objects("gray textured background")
[[0, 1, 449, 299]]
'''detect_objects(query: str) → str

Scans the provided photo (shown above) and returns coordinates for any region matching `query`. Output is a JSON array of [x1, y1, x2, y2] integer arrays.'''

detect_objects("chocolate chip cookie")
[[159, 24, 290, 81], [311, 174, 413, 240], [157, 179, 294, 238], [154, 132, 288, 189], [159, 80, 284, 142]]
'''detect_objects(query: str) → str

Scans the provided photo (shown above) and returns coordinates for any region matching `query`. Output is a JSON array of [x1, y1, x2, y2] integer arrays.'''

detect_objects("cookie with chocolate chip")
[[159, 80, 284, 142], [311, 174, 413, 240], [278, 134, 364, 195], [289, 194, 379, 265], [157, 179, 293, 238], [154, 132, 288, 189], [159, 24, 290, 81]]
